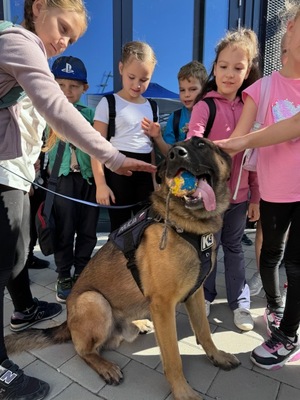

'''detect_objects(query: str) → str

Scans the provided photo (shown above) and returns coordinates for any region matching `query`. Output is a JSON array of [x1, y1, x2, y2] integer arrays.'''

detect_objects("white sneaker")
[[248, 271, 263, 296], [233, 308, 254, 331], [205, 300, 211, 317]]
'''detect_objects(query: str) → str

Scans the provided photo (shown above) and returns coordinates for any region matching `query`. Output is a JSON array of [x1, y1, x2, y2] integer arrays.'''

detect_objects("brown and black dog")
[[5, 137, 240, 400]]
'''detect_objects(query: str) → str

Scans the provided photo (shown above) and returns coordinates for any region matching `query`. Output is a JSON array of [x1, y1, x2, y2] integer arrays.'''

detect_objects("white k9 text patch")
[[201, 233, 214, 251]]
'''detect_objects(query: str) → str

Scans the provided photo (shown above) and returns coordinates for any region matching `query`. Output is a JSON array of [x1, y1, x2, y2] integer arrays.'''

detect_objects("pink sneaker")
[[264, 306, 283, 336], [251, 330, 300, 370]]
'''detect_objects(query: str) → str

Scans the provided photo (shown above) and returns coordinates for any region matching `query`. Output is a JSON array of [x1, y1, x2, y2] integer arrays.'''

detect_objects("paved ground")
[[4, 230, 300, 400]]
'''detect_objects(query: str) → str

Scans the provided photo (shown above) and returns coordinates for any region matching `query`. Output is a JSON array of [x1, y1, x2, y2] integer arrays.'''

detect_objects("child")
[[93, 41, 157, 232], [0, 1, 154, 399], [48, 56, 100, 303], [247, 32, 288, 297], [142, 60, 207, 156], [216, 4, 300, 370], [188, 28, 261, 331]]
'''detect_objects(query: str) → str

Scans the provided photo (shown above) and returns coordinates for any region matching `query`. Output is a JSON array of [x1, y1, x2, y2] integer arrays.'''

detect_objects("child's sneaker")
[[10, 298, 62, 332], [248, 271, 263, 296], [250, 330, 300, 370], [264, 305, 283, 336], [205, 300, 211, 317], [233, 308, 254, 331], [56, 277, 73, 303], [0, 359, 49, 399]]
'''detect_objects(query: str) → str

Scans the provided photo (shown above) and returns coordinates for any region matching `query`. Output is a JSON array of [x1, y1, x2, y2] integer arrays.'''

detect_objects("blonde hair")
[[177, 61, 208, 85], [24, 0, 88, 34], [43, 128, 64, 152], [121, 41, 157, 67]]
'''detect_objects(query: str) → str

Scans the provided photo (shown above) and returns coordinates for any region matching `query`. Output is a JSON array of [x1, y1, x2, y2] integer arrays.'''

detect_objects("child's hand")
[[214, 136, 248, 156], [96, 183, 115, 206], [247, 203, 260, 222], [115, 157, 157, 176], [142, 117, 161, 139]]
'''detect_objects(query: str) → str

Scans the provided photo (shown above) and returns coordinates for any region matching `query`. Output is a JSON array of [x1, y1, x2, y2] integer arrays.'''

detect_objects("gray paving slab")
[[3, 230, 300, 400]]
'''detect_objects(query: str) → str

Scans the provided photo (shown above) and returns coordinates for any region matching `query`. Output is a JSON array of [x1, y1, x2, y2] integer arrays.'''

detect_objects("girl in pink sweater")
[[188, 28, 260, 332], [217, 4, 300, 371]]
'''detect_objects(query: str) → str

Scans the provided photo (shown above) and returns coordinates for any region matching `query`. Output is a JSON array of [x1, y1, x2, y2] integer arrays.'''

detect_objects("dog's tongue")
[[192, 178, 216, 211]]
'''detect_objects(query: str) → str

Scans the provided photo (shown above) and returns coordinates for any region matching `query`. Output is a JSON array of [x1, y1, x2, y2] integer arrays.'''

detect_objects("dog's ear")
[[155, 159, 166, 184], [215, 145, 232, 169]]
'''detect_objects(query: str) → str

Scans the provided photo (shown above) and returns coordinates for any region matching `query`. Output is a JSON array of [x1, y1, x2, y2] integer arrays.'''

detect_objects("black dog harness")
[[109, 206, 214, 302]]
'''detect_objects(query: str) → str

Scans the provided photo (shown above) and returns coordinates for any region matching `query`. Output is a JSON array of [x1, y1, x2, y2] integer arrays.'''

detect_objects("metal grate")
[[263, 0, 286, 76]]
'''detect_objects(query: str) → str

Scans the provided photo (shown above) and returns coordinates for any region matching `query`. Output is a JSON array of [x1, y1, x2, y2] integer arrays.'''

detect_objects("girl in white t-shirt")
[[93, 41, 158, 231], [226, 4, 300, 370]]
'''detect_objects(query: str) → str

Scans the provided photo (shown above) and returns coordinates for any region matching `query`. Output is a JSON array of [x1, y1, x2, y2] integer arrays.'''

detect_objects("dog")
[[5, 137, 240, 400]]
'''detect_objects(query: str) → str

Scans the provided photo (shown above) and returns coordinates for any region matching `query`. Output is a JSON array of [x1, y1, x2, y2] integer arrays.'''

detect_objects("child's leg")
[[280, 202, 300, 338], [74, 179, 99, 276], [259, 200, 290, 310], [221, 202, 250, 310]]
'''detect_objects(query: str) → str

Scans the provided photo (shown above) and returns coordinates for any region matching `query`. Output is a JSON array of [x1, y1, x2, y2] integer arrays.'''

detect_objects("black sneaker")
[[242, 233, 253, 246], [55, 277, 73, 303], [10, 298, 62, 332], [25, 255, 50, 270], [0, 359, 49, 399]]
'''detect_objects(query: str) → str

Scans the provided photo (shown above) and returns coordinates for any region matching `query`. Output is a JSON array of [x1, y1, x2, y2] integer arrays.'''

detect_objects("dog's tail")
[[5, 321, 71, 355]]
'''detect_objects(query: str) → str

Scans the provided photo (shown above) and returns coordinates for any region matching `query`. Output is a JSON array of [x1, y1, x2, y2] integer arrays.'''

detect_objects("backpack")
[[103, 94, 158, 141], [172, 97, 216, 141], [0, 21, 26, 109]]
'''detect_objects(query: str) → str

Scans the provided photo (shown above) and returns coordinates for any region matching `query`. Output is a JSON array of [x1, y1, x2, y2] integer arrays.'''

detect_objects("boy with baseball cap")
[[48, 56, 101, 303]]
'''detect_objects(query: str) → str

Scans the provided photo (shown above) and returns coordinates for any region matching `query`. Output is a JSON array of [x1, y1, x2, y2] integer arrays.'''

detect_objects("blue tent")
[[87, 82, 180, 114], [143, 82, 179, 99]]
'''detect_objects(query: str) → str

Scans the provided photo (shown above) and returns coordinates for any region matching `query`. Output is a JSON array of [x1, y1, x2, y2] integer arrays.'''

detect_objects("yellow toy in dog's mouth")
[[166, 170, 197, 197], [166, 170, 216, 211]]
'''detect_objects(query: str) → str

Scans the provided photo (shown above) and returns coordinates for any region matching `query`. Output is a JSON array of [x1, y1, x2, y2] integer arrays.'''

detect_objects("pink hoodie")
[[188, 91, 260, 204]]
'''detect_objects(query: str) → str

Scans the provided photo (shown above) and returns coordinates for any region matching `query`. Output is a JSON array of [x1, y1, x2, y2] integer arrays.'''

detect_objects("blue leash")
[[0, 164, 143, 209]]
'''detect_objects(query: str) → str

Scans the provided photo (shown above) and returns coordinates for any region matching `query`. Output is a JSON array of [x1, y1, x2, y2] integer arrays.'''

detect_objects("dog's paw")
[[100, 362, 123, 385], [209, 350, 240, 370], [132, 319, 154, 334]]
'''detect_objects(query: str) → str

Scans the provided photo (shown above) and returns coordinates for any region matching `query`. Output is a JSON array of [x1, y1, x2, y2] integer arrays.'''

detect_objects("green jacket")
[[48, 102, 95, 183]]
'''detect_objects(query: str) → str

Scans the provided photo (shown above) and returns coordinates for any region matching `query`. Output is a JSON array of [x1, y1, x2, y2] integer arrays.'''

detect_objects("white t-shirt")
[[94, 94, 156, 153], [0, 96, 45, 192]]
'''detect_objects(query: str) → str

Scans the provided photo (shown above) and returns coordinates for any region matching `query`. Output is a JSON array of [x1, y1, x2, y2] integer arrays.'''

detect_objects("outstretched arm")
[[215, 112, 300, 156]]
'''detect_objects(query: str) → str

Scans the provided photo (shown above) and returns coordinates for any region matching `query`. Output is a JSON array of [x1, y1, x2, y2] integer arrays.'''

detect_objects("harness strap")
[[178, 231, 214, 301], [109, 206, 214, 300]]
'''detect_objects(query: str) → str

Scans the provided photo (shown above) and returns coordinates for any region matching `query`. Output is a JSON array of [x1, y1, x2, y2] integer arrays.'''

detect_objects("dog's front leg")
[[149, 299, 202, 400], [185, 286, 240, 370]]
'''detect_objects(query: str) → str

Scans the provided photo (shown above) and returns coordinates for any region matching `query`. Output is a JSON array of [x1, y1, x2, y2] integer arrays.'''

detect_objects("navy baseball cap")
[[51, 56, 88, 83]]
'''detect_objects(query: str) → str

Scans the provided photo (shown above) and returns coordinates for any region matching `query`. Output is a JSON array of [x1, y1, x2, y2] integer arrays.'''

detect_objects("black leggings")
[[105, 151, 154, 232], [260, 199, 300, 337], [0, 185, 34, 361]]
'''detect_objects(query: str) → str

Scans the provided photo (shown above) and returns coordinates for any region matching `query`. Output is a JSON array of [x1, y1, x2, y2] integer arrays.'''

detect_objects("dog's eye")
[[197, 142, 205, 147]]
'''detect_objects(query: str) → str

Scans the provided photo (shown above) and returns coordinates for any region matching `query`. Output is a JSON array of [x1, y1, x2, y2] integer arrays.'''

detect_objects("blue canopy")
[[143, 82, 179, 99]]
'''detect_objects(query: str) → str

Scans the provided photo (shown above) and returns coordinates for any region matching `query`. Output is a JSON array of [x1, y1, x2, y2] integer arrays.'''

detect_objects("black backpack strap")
[[103, 94, 116, 141], [43, 141, 66, 219], [202, 97, 216, 138], [74, 104, 86, 112], [172, 108, 182, 142], [147, 98, 158, 122]]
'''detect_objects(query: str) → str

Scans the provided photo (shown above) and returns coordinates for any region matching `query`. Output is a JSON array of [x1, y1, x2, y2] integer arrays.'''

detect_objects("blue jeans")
[[204, 201, 250, 310]]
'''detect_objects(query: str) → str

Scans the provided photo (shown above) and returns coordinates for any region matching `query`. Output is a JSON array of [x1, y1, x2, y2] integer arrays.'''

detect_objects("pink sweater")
[[188, 91, 260, 204], [0, 25, 125, 171]]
